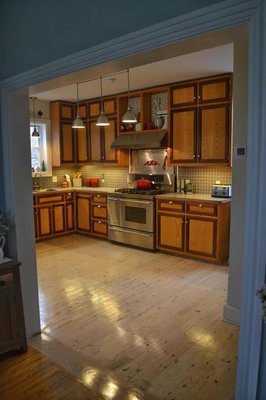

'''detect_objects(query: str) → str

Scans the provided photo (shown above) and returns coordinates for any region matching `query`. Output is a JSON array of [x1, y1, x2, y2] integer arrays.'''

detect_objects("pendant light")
[[72, 83, 85, 129], [96, 76, 110, 126], [30, 96, 40, 137], [122, 69, 137, 124]]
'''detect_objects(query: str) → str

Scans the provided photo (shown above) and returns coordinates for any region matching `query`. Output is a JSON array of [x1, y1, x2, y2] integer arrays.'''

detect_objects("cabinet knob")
[[193, 154, 196, 159], [198, 95, 201, 99], [97, 221, 102, 224], [186, 220, 189, 224], [197, 154, 200, 158], [169, 201, 173, 205], [199, 204, 203, 207], [97, 205, 101, 208], [97, 195, 101, 198]]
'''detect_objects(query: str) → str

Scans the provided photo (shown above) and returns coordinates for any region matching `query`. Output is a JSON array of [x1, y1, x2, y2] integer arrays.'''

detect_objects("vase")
[[0, 235, 5, 259]]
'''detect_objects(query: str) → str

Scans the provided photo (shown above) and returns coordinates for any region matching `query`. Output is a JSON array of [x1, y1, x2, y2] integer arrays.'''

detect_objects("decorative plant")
[[0, 211, 9, 236]]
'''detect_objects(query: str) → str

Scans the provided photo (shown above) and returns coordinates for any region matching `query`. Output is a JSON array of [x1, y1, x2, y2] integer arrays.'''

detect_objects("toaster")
[[211, 184, 232, 198]]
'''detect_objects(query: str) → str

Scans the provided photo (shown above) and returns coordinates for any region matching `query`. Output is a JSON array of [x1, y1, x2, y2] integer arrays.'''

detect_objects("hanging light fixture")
[[72, 83, 85, 129], [30, 96, 40, 137], [96, 76, 110, 126], [122, 69, 137, 124]]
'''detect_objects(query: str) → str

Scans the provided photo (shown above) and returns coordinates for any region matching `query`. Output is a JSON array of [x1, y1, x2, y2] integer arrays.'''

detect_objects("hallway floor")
[[35, 234, 238, 400]]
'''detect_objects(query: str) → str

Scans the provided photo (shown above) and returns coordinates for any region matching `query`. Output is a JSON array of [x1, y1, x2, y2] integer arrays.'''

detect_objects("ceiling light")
[[30, 96, 40, 137], [72, 83, 85, 129], [122, 69, 137, 124], [96, 76, 110, 126]]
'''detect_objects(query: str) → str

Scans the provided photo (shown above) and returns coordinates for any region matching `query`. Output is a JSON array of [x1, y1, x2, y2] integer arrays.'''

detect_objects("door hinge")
[[256, 284, 266, 323]]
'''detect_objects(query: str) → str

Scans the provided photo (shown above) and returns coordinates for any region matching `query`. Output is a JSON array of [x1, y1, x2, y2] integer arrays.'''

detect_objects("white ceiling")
[[34, 44, 233, 102]]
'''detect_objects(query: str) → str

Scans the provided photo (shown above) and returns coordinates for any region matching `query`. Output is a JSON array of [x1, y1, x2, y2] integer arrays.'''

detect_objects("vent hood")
[[111, 132, 167, 150]]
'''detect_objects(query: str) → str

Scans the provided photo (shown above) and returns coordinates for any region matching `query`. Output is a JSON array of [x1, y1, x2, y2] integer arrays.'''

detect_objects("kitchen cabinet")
[[169, 74, 232, 165], [34, 192, 74, 240], [0, 260, 27, 355], [156, 197, 230, 264], [88, 98, 116, 118], [75, 192, 108, 238], [50, 101, 90, 166], [75, 192, 91, 232], [91, 193, 108, 238], [89, 118, 117, 163]]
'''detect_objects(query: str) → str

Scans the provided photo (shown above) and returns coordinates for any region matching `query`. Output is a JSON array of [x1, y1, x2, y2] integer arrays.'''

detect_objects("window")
[[30, 122, 52, 176]]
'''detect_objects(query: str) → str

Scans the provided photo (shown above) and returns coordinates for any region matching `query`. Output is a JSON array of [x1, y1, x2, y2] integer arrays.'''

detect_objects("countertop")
[[155, 193, 231, 203], [33, 186, 118, 194]]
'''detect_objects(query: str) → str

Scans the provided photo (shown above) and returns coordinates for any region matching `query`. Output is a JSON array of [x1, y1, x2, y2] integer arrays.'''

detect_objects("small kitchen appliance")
[[211, 184, 232, 198]]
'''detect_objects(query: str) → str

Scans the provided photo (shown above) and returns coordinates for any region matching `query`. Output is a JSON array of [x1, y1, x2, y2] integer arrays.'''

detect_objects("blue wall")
[[0, 0, 223, 80]]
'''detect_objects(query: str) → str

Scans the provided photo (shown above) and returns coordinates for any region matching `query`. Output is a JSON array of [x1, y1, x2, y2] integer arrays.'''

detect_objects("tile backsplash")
[[33, 165, 232, 194], [178, 166, 232, 194]]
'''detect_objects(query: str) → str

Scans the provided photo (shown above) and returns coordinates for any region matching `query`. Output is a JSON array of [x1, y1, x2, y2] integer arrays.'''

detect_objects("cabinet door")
[[89, 122, 102, 162], [186, 216, 217, 259], [60, 122, 75, 163], [103, 118, 117, 163], [170, 83, 197, 107], [52, 204, 65, 234], [76, 127, 90, 163], [198, 104, 230, 163], [157, 213, 185, 252], [92, 220, 108, 236], [0, 293, 19, 352], [170, 108, 197, 163], [38, 206, 52, 237], [65, 202, 75, 231], [60, 103, 73, 120], [76, 195, 91, 232], [199, 76, 231, 104]]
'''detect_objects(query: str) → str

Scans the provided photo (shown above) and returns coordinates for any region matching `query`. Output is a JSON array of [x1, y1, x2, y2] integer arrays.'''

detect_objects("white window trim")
[[30, 118, 52, 177]]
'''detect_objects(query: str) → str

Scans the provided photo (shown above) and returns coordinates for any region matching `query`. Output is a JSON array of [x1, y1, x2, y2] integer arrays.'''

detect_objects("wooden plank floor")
[[36, 234, 239, 400], [0, 346, 104, 400]]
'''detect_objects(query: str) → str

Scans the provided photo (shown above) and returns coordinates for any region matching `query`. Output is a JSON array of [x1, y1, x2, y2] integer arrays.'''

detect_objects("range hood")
[[111, 132, 167, 150]]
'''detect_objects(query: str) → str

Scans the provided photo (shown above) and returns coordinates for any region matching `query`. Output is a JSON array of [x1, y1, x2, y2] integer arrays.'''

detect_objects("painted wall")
[[0, 0, 223, 80]]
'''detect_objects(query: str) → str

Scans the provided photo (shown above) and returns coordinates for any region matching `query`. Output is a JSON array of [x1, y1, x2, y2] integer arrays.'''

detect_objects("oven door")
[[120, 198, 154, 232]]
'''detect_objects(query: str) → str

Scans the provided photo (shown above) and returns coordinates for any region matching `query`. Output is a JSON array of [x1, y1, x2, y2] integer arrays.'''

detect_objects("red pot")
[[135, 179, 152, 189]]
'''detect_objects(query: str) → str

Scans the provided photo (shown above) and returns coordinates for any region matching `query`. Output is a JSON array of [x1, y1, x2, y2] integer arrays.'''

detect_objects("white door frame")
[[1, 1, 265, 398]]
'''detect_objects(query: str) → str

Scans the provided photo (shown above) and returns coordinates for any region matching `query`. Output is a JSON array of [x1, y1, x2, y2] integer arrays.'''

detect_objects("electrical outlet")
[[52, 176, 58, 183], [215, 180, 221, 184]]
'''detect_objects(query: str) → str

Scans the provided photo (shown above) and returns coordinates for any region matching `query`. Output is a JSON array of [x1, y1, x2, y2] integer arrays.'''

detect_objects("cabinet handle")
[[198, 95, 201, 99], [97, 205, 101, 208], [97, 221, 102, 224], [168, 201, 173, 205], [199, 204, 203, 207], [193, 154, 196, 159], [97, 195, 101, 198], [197, 154, 200, 158], [186, 220, 189, 224]]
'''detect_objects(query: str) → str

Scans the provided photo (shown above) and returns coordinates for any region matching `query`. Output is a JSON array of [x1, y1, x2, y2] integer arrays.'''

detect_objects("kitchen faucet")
[[33, 172, 42, 191]]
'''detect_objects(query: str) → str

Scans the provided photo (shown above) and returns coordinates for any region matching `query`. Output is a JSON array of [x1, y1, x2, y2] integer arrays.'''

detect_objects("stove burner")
[[115, 188, 162, 195]]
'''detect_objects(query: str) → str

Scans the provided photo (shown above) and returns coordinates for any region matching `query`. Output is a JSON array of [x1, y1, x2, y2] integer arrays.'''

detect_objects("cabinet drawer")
[[92, 204, 107, 219], [0, 273, 15, 291], [157, 199, 185, 213], [37, 194, 64, 204], [92, 194, 107, 204], [65, 192, 74, 202], [186, 202, 217, 216], [92, 220, 108, 236]]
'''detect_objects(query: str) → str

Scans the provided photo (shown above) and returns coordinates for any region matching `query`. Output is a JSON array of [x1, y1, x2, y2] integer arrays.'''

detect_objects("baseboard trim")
[[223, 303, 240, 326]]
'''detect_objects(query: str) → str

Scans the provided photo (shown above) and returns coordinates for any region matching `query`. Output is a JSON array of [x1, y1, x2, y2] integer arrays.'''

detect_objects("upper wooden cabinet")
[[169, 74, 232, 165], [88, 98, 116, 118], [88, 118, 117, 164], [50, 102, 90, 166]]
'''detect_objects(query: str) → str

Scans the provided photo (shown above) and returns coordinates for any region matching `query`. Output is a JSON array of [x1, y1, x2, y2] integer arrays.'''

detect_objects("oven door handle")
[[119, 198, 153, 205], [108, 226, 153, 237]]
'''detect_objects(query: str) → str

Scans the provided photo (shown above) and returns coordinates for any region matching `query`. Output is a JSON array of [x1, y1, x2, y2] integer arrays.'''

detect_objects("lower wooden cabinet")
[[76, 193, 91, 232], [0, 260, 27, 355], [76, 192, 108, 239], [34, 192, 74, 240], [156, 198, 230, 264]]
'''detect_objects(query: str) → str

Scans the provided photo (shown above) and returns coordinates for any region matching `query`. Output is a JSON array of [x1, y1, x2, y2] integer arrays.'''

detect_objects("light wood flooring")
[[35, 234, 239, 400]]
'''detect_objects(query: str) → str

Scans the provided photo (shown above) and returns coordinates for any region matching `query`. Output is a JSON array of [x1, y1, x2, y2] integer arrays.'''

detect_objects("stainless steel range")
[[108, 189, 158, 250], [107, 149, 174, 250]]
